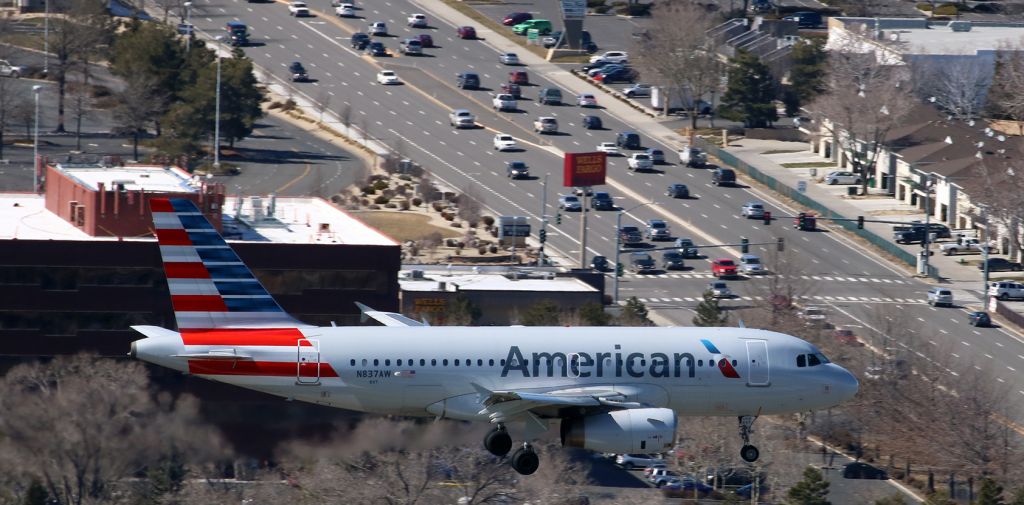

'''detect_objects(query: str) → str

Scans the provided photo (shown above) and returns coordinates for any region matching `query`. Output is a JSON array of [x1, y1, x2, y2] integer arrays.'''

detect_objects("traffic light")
[[539, 229, 547, 243], [762, 211, 771, 226], [776, 237, 785, 252], [741, 237, 749, 254], [556, 212, 562, 225], [616, 263, 624, 277], [857, 216, 865, 229]]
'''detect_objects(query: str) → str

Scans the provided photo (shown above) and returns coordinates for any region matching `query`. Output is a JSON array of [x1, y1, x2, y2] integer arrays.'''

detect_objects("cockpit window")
[[797, 353, 830, 368], [815, 353, 830, 364], [796, 355, 806, 368], [807, 354, 821, 366]]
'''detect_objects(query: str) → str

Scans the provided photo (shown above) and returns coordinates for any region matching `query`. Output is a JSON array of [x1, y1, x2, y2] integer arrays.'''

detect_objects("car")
[[399, 39, 423, 55], [596, 142, 619, 155], [649, 469, 682, 487], [662, 477, 714, 498], [594, 67, 636, 84], [177, 22, 195, 35], [456, 72, 480, 89], [538, 87, 561, 105], [335, 3, 355, 16], [407, 13, 427, 27], [615, 454, 665, 470], [581, 60, 619, 73], [365, 41, 386, 57], [582, 115, 603, 129], [940, 235, 996, 256], [735, 483, 770, 498], [643, 463, 669, 478], [369, 21, 388, 36], [843, 462, 887, 480], [624, 83, 651, 98], [979, 258, 1023, 272], [643, 148, 665, 164], [350, 32, 370, 49], [591, 192, 614, 210], [0, 60, 27, 79], [542, 30, 595, 50], [739, 254, 765, 275], [503, 12, 532, 26], [506, 160, 529, 179], [500, 82, 522, 98], [288, 1, 310, 16], [679, 147, 707, 167], [619, 226, 643, 246], [457, 26, 477, 39], [589, 50, 629, 64], [533, 117, 558, 134], [833, 327, 862, 346], [968, 311, 991, 327], [825, 170, 861, 185], [662, 251, 686, 270], [499, 52, 520, 65], [627, 153, 653, 171], [741, 202, 765, 219], [449, 109, 475, 128], [416, 34, 434, 47], [587, 64, 625, 78], [989, 281, 1024, 300], [707, 281, 732, 298], [492, 93, 517, 112], [798, 306, 828, 325], [225, 21, 248, 46], [590, 255, 609, 271], [675, 238, 698, 258], [617, 131, 641, 150], [712, 167, 736, 186], [645, 219, 671, 241], [749, 0, 774, 11], [558, 194, 582, 212], [665, 183, 690, 199], [711, 259, 738, 278], [577, 93, 598, 107], [927, 287, 954, 307], [376, 70, 400, 85], [512, 19, 552, 35], [892, 222, 952, 240], [288, 61, 309, 81], [630, 252, 656, 274], [509, 70, 530, 85], [493, 134, 518, 151]]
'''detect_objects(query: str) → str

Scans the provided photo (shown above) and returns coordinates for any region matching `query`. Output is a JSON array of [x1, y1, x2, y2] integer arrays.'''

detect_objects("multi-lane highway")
[[182, 0, 1024, 398]]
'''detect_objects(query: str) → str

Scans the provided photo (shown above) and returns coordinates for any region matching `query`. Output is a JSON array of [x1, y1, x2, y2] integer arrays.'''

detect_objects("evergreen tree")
[[784, 40, 827, 116], [446, 294, 481, 325], [978, 478, 1006, 505], [618, 297, 653, 326], [579, 302, 612, 326], [692, 290, 729, 327], [23, 480, 49, 505], [786, 466, 830, 505], [521, 299, 560, 326], [718, 50, 778, 128]]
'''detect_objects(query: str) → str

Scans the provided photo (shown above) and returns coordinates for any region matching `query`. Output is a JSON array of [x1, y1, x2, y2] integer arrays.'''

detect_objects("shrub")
[[373, 180, 389, 191], [374, 195, 390, 205], [361, 185, 375, 195], [489, 245, 498, 254], [399, 174, 412, 181], [385, 203, 397, 209], [916, 2, 932, 10], [934, 4, 958, 15], [412, 197, 423, 207], [594, 5, 611, 13], [446, 239, 458, 247], [367, 204, 381, 210], [400, 200, 411, 210], [360, 198, 370, 206], [330, 194, 344, 204], [382, 189, 395, 199], [482, 216, 495, 227], [457, 242, 466, 248], [478, 246, 488, 255], [432, 202, 445, 212]]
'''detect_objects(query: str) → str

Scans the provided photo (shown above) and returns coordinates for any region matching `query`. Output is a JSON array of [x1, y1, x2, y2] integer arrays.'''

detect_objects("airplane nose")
[[835, 366, 859, 400]]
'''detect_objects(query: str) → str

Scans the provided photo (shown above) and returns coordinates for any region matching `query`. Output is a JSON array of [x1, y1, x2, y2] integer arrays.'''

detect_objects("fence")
[[697, 139, 941, 279]]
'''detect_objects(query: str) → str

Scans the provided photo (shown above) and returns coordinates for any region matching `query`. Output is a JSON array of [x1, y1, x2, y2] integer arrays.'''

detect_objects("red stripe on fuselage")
[[187, 359, 338, 378], [164, 262, 210, 279], [156, 229, 192, 246], [180, 328, 311, 346], [150, 198, 174, 212], [718, 358, 741, 379], [172, 295, 229, 312]]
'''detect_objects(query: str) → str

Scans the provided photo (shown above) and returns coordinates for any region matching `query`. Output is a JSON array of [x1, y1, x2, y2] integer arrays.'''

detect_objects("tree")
[[1008, 487, 1024, 505], [521, 299, 560, 326], [110, 20, 189, 131], [784, 40, 827, 116], [46, 0, 110, 133], [912, 58, 990, 120], [215, 55, 266, 148], [66, 76, 93, 152], [787, 466, 831, 505], [114, 75, 166, 162], [718, 50, 778, 128], [0, 70, 26, 160], [579, 302, 612, 326], [456, 185, 484, 227], [987, 42, 1024, 135], [978, 478, 1006, 505], [445, 294, 481, 326], [693, 290, 729, 327], [618, 296, 653, 326]]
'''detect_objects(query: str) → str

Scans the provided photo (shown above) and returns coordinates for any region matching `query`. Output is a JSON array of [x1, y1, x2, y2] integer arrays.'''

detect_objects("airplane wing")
[[471, 384, 648, 424], [355, 302, 428, 327]]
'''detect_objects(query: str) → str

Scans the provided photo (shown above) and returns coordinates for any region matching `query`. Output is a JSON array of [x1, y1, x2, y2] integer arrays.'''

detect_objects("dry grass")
[[350, 211, 461, 242], [780, 161, 836, 169]]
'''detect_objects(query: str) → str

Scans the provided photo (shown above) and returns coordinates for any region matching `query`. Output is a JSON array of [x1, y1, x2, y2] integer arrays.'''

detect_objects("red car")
[[417, 34, 434, 47], [508, 70, 529, 85], [502, 12, 532, 26], [711, 259, 738, 278], [833, 328, 862, 346], [457, 26, 476, 39]]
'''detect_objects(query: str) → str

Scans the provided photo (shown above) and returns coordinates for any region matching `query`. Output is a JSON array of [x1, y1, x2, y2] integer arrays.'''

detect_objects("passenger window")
[[420, 359, 425, 366], [797, 355, 806, 368], [385, 359, 391, 366], [362, 359, 367, 366], [431, 359, 437, 366], [478, 359, 483, 366], [698, 360, 703, 366], [350, 359, 355, 366], [397, 359, 402, 366], [808, 354, 821, 366], [443, 359, 449, 366], [490, 359, 496, 366], [374, 359, 379, 366], [501, 359, 506, 366]]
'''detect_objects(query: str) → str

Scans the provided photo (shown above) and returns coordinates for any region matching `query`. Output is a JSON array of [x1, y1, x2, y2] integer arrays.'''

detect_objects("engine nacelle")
[[560, 408, 676, 453]]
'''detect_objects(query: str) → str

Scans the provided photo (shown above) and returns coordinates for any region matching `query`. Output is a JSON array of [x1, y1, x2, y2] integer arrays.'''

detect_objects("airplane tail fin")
[[149, 198, 308, 330]]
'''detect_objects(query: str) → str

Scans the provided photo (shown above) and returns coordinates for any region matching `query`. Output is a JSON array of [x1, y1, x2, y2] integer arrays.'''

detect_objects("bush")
[[482, 216, 495, 227], [361, 185, 375, 195], [385, 203, 397, 208], [457, 242, 466, 248], [373, 180, 389, 191], [412, 197, 423, 207], [330, 194, 344, 204], [432, 202, 445, 212], [916, 2, 932, 10], [360, 198, 370, 206], [489, 245, 498, 254], [374, 195, 390, 205], [478, 246, 488, 255], [400, 200, 411, 210], [399, 174, 412, 181], [934, 4, 958, 15], [446, 238, 458, 247], [367, 204, 381, 210]]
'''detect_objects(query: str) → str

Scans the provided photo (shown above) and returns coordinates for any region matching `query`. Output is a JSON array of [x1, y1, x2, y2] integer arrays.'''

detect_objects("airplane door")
[[296, 338, 321, 385], [745, 340, 770, 387]]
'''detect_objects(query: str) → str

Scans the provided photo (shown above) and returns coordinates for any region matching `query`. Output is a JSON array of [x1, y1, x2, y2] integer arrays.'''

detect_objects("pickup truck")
[[940, 235, 996, 255], [619, 226, 643, 246]]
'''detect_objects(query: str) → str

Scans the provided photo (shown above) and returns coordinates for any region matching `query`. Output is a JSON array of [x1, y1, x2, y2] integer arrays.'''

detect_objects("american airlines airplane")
[[131, 198, 859, 475]]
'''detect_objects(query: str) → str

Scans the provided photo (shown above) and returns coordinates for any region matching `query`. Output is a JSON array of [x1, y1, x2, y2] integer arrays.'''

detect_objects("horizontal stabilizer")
[[131, 325, 181, 340], [355, 302, 428, 327]]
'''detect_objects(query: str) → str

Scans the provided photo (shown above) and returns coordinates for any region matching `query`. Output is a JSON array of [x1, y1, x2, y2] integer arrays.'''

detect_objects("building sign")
[[561, 0, 586, 20], [498, 216, 531, 239], [414, 298, 447, 314], [563, 152, 607, 187]]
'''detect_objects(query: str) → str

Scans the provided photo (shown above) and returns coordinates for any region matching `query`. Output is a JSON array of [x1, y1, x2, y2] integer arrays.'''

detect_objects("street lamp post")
[[212, 36, 224, 170], [184, 2, 193, 52], [32, 85, 42, 194], [613, 201, 656, 305], [43, 0, 49, 75]]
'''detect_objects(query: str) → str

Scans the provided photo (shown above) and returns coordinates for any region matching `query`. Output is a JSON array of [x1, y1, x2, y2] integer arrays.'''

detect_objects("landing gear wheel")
[[484, 426, 512, 457], [510, 445, 540, 475], [741, 444, 760, 463]]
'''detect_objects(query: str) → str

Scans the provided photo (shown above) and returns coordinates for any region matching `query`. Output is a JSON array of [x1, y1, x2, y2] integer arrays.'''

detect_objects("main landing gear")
[[738, 415, 760, 463], [484, 425, 539, 475]]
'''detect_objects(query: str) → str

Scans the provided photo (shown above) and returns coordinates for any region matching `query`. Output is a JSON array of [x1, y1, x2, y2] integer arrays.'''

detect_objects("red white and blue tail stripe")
[[150, 198, 309, 330]]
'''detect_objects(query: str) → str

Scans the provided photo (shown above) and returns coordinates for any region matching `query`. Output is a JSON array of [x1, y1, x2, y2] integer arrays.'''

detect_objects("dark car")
[[366, 41, 386, 57], [543, 30, 596, 52], [591, 192, 614, 210], [968, 311, 991, 327], [580, 60, 617, 72], [457, 26, 477, 39], [735, 483, 770, 499], [590, 255, 609, 271], [417, 33, 434, 47], [843, 462, 887, 480], [712, 167, 736, 186], [582, 115, 603, 129], [662, 251, 685, 270], [351, 32, 370, 49], [893, 222, 952, 239], [457, 72, 480, 89], [505, 160, 529, 179], [500, 82, 521, 98], [225, 20, 249, 46], [619, 226, 643, 246], [666, 183, 690, 199], [675, 238, 698, 258], [509, 70, 529, 85], [980, 258, 1023, 272], [629, 252, 656, 274], [503, 12, 532, 26], [595, 67, 636, 83], [617, 131, 641, 150], [288, 61, 309, 81]]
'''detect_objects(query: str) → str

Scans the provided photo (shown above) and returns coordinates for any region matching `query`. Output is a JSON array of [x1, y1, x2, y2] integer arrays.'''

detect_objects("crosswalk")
[[634, 295, 926, 305], [622, 273, 909, 285]]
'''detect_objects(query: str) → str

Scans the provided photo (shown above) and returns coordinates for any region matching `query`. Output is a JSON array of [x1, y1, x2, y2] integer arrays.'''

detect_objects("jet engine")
[[560, 408, 676, 453]]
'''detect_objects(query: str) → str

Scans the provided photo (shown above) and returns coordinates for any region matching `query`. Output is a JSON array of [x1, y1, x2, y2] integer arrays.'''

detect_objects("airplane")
[[131, 198, 859, 475]]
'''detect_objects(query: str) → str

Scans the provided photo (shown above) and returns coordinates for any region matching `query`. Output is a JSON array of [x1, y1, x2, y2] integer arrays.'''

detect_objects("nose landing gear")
[[738, 415, 760, 463]]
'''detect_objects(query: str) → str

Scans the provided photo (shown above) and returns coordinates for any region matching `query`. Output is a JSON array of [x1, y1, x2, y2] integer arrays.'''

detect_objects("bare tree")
[[0, 70, 27, 160], [912, 58, 990, 120], [46, 0, 109, 133], [315, 88, 331, 124], [66, 75, 93, 152], [113, 75, 166, 161], [152, 0, 183, 22], [457, 185, 484, 227], [339, 99, 352, 132], [988, 42, 1024, 135]]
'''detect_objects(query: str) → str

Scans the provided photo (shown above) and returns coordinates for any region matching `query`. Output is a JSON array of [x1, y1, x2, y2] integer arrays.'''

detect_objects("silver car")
[[623, 83, 651, 98], [927, 287, 953, 307], [558, 194, 582, 211], [825, 171, 861, 185], [741, 202, 765, 219], [499, 52, 520, 65], [739, 254, 766, 275]]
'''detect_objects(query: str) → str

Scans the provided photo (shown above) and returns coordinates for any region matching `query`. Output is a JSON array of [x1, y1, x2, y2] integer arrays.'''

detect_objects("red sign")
[[563, 152, 607, 187]]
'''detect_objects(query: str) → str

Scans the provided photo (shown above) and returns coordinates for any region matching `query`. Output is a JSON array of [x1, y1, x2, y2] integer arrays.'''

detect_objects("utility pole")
[[538, 174, 548, 267], [184, 2, 193, 53], [213, 37, 224, 170], [43, 0, 49, 76], [922, 174, 933, 277], [578, 187, 588, 268]]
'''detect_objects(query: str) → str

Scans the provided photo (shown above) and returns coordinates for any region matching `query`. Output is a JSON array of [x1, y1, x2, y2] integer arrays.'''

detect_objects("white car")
[[616, 453, 665, 470], [369, 21, 387, 36], [492, 93, 517, 112], [597, 142, 619, 155], [627, 153, 653, 171], [288, 1, 310, 16], [798, 306, 828, 325], [493, 134, 518, 151], [499, 52, 519, 65], [335, 3, 355, 16], [376, 70, 400, 85], [576, 93, 598, 107], [708, 281, 732, 298], [824, 170, 861, 185], [990, 281, 1024, 300], [589, 50, 629, 64], [0, 59, 27, 78], [407, 13, 427, 27]]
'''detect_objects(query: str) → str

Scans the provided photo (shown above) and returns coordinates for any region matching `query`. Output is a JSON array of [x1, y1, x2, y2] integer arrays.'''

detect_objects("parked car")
[[456, 72, 480, 89], [492, 134, 518, 151], [376, 70, 400, 85], [708, 281, 732, 298], [500, 82, 521, 98], [825, 170, 861, 185], [619, 226, 643, 246], [587, 64, 625, 78], [288, 1, 310, 16], [623, 83, 651, 98], [407, 13, 427, 27], [630, 252, 657, 274], [739, 254, 765, 275], [785, 11, 823, 28], [940, 235, 996, 255], [645, 219, 671, 241], [833, 327, 861, 346], [580, 60, 619, 72], [679, 147, 707, 167], [735, 483, 770, 498], [594, 67, 636, 83], [582, 115, 603, 129], [558, 194, 582, 211], [543, 30, 595, 51], [499, 52, 520, 65], [591, 192, 615, 210], [843, 462, 887, 480], [989, 281, 1024, 300], [615, 454, 665, 470], [675, 238, 699, 258], [662, 251, 686, 270], [711, 258, 738, 278], [596, 142, 619, 155], [449, 109, 475, 128], [662, 477, 714, 498], [509, 70, 530, 85], [650, 469, 682, 487], [590, 50, 629, 64], [712, 167, 736, 186], [968, 311, 992, 327], [533, 117, 558, 134], [798, 306, 828, 325], [741, 202, 765, 219], [665, 183, 689, 199], [350, 32, 370, 49], [538, 87, 562, 105], [288, 61, 309, 81], [456, 26, 477, 39], [645, 148, 665, 164], [980, 258, 1023, 272], [627, 153, 653, 171], [590, 255, 609, 271], [368, 21, 388, 35], [577, 93, 598, 107], [617, 131, 641, 150], [512, 19, 552, 35], [506, 161, 529, 179], [926, 287, 954, 307], [502, 12, 532, 26]]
